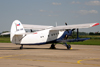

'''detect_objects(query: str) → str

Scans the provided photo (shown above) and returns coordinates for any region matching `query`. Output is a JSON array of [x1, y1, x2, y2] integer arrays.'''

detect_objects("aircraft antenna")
[[56, 22, 57, 27]]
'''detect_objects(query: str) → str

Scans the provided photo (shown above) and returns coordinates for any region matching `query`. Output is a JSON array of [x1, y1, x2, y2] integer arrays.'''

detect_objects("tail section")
[[10, 20, 26, 44]]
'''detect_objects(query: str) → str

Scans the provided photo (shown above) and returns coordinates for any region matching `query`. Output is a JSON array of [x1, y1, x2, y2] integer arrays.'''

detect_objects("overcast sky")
[[0, 0, 100, 33]]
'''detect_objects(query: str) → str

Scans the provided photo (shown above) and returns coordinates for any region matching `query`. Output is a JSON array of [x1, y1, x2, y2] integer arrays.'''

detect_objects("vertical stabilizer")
[[10, 20, 26, 44]]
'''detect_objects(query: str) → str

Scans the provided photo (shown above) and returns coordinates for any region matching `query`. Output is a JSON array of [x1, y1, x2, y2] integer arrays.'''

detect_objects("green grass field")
[[0, 37, 10, 43], [67, 35, 100, 45], [67, 39, 100, 45], [0, 36, 100, 45]]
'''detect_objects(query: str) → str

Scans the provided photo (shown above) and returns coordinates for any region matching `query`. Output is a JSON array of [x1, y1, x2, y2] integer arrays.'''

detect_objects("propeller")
[[64, 22, 77, 39], [65, 22, 67, 25], [30, 29, 33, 32]]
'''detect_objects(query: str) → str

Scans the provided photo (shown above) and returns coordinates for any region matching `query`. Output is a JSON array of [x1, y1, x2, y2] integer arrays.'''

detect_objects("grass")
[[0, 36, 100, 45], [67, 39, 100, 45], [0, 37, 11, 43]]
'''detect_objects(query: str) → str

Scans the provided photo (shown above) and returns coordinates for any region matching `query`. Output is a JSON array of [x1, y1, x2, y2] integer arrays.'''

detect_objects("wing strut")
[[77, 29, 79, 39]]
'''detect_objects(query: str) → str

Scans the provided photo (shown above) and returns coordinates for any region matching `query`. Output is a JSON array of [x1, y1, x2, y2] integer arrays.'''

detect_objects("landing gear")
[[65, 43, 71, 50], [50, 43, 56, 49], [20, 45, 23, 49], [67, 44, 71, 50]]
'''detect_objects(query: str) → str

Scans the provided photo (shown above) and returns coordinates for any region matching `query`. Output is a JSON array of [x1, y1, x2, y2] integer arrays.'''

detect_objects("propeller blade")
[[65, 22, 67, 25]]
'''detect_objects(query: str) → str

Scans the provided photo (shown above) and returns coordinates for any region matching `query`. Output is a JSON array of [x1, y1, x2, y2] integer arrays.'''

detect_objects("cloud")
[[40, 10, 46, 12], [85, 1, 100, 6], [71, 1, 80, 4], [39, 10, 54, 13], [78, 10, 98, 15], [52, 2, 61, 5], [48, 15, 59, 17], [48, 15, 52, 17]]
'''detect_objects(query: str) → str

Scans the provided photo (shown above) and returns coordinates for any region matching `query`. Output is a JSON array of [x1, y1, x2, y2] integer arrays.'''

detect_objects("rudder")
[[10, 20, 26, 44]]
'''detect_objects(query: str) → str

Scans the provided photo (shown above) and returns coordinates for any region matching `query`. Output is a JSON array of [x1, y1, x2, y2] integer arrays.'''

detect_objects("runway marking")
[[77, 58, 100, 66], [0, 54, 100, 66], [0, 54, 26, 59]]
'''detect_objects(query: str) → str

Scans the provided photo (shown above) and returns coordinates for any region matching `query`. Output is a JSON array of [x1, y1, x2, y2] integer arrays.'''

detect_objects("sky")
[[0, 0, 100, 33]]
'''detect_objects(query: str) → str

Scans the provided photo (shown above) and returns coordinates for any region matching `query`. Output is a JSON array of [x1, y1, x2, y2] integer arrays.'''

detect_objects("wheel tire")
[[67, 45, 71, 50], [50, 44, 56, 49], [20, 45, 23, 49], [20, 47, 23, 49]]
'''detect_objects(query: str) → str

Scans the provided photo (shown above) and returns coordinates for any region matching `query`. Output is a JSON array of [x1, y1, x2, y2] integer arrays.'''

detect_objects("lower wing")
[[57, 38, 90, 43]]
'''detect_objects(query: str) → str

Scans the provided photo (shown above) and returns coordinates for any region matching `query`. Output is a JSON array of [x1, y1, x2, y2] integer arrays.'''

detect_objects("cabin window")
[[56, 33, 58, 35], [40, 36, 44, 38], [48, 35, 49, 37], [51, 34, 53, 36], [51, 33, 59, 36]]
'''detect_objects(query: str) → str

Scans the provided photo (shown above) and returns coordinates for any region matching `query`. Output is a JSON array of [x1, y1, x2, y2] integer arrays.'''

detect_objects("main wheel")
[[67, 44, 71, 50], [20, 45, 23, 49], [50, 44, 56, 49]]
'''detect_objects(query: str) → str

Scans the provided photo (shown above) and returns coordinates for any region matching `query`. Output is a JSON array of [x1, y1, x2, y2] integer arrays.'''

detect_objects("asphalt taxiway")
[[0, 43, 100, 67]]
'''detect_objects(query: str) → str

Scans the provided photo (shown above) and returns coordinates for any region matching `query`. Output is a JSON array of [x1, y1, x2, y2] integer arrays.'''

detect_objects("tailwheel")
[[20, 45, 23, 49], [50, 43, 56, 49]]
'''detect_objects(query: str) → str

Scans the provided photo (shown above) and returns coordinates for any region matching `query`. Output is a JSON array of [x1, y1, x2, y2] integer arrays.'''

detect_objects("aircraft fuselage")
[[15, 29, 72, 45]]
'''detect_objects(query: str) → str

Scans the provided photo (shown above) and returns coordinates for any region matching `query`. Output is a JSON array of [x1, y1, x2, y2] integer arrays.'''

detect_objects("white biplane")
[[10, 20, 99, 49]]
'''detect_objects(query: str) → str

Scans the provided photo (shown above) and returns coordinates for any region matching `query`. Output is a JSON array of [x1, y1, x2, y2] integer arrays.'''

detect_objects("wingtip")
[[92, 23, 99, 27]]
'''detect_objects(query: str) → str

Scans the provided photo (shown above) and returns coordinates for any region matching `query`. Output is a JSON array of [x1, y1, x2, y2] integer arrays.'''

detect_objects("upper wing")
[[23, 23, 99, 30], [23, 24, 53, 30], [51, 23, 99, 30]]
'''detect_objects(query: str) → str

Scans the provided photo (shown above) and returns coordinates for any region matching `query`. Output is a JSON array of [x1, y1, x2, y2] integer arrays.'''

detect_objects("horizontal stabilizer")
[[0, 32, 10, 36]]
